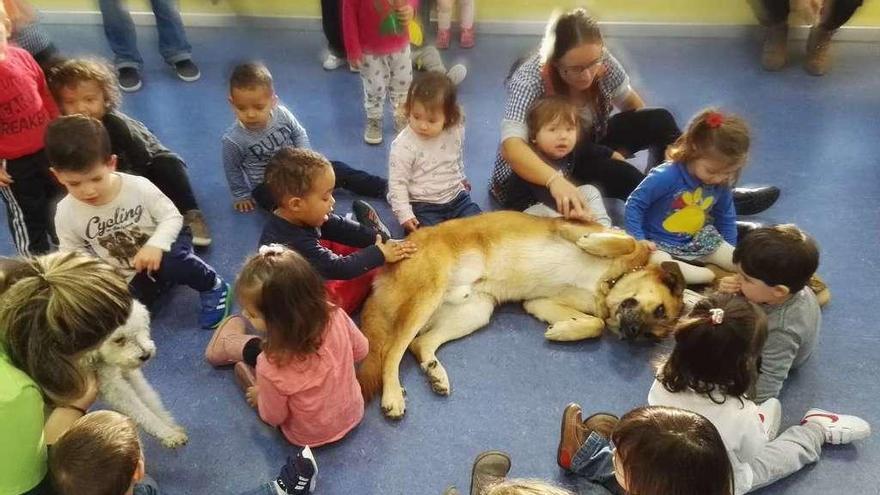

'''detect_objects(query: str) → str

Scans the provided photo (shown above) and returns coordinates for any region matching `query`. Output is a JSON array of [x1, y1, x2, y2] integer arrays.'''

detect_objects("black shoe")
[[732, 186, 780, 216], [118, 67, 142, 92], [276, 446, 317, 493], [736, 220, 766, 241], [173, 59, 201, 82], [352, 200, 392, 241]]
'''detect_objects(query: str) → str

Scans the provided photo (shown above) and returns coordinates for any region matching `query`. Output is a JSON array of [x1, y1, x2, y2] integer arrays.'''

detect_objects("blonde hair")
[[485, 479, 574, 495], [666, 108, 750, 176], [0, 252, 132, 403], [47, 58, 122, 112], [50, 410, 142, 495]]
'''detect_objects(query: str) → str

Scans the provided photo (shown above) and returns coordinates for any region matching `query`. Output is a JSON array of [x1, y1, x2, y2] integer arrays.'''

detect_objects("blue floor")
[[4, 23, 879, 494]]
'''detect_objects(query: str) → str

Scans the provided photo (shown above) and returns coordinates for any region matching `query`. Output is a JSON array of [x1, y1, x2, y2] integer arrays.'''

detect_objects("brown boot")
[[808, 273, 831, 307], [761, 22, 789, 71], [583, 412, 620, 439], [557, 403, 587, 469], [805, 25, 834, 76], [469, 451, 511, 495]]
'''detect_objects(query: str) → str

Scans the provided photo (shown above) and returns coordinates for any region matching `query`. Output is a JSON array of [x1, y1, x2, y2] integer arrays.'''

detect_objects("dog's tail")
[[357, 293, 390, 401]]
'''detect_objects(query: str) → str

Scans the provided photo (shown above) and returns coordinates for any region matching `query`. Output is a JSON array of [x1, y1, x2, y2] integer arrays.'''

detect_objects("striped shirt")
[[387, 122, 468, 224], [490, 52, 630, 210]]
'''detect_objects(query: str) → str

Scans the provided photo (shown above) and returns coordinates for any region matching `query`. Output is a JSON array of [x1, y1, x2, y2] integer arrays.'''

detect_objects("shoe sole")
[[364, 135, 383, 145], [191, 236, 212, 247], [557, 402, 580, 469], [177, 72, 201, 82], [119, 81, 142, 92], [470, 450, 511, 495]]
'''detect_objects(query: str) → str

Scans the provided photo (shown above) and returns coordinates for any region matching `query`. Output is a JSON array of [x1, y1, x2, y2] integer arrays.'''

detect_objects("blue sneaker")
[[276, 446, 317, 493], [199, 279, 231, 329]]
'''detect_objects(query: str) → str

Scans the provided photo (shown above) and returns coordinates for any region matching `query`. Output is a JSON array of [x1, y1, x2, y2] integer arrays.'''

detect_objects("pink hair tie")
[[709, 308, 725, 325], [706, 112, 724, 128]]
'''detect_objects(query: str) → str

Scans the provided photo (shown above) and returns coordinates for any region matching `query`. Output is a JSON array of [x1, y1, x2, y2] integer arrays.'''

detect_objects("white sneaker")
[[446, 64, 467, 86], [364, 118, 383, 145], [758, 398, 782, 440], [322, 53, 345, 71], [801, 409, 871, 445]]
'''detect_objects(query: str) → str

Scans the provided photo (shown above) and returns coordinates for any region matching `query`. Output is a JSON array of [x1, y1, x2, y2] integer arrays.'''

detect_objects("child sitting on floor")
[[387, 71, 481, 232], [47, 57, 212, 246], [259, 147, 415, 313]]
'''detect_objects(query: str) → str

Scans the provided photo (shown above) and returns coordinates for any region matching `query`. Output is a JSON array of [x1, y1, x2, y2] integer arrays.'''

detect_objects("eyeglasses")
[[557, 54, 605, 78]]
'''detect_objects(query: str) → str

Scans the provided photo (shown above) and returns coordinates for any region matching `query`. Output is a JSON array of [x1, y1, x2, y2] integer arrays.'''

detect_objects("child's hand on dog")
[[376, 235, 417, 263], [133, 245, 163, 273], [718, 275, 741, 294], [245, 385, 259, 408]]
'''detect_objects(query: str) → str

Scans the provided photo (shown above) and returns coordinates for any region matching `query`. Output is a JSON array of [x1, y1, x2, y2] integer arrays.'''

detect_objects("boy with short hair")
[[50, 410, 319, 495], [45, 115, 230, 329], [719, 224, 821, 402], [0, 2, 61, 256], [259, 147, 415, 313], [222, 62, 390, 238]]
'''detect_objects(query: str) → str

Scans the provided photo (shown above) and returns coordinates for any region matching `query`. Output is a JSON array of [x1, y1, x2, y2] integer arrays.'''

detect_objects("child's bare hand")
[[718, 276, 742, 294], [395, 4, 414, 24], [133, 245, 163, 274], [245, 385, 259, 408], [402, 218, 420, 233], [611, 151, 629, 162], [0, 160, 12, 187], [234, 198, 256, 213], [376, 235, 417, 263]]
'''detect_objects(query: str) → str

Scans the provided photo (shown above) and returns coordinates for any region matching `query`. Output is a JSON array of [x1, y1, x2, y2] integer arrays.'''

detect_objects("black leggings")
[[143, 153, 200, 213], [320, 0, 345, 57], [571, 108, 681, 201], [753, 0, 864, 30]]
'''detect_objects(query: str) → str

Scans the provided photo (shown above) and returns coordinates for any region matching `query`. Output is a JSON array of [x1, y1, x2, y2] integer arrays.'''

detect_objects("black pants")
[[143, 153, 199, 213], [1, 150, 62, 255], [571, 108, 681, 201], [252, 160, 388, 211], [320, 0, 345, 57], [753, 0, 864, 30]]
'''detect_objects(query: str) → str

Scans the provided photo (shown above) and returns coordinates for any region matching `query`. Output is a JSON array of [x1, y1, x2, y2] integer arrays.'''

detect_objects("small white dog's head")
[[91, 301, 156, 369]]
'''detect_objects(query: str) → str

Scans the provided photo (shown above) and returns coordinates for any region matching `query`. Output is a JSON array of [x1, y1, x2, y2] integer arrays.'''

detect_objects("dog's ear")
[[659, 261, 686, 298]]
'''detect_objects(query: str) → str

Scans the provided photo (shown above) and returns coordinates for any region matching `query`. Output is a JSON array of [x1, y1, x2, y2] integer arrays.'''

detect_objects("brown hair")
[[667, 108, 751, 174], [229, 61, 274, 93], [611, 406, 735, 495], [526, 95, 580, 143], [657, 293, 767, 403], [265, 147, 332, 205], [403, 71, 461, 129], [45, 115, 112, 172], [541, 8, 603, 94], [47, 58, 122, 112], [485, 479, 573, 495], [50, 410, 142, 495], [733, 224, 819, 293], [236, 246, 329, 365], [0, 252, 132, 403]]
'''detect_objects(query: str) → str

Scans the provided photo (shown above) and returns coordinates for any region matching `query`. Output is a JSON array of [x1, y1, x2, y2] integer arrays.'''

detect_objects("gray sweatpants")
[[411, 45, 446, 73], [748, 422, 824, 492]]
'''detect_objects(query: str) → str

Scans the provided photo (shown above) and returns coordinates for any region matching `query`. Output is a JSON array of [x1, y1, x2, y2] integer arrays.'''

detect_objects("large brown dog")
[[357, 211, 685, 418]]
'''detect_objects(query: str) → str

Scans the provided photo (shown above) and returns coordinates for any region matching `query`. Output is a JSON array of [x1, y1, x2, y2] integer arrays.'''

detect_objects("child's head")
[[658, 292, 767, 400], [484, 479, 574, 495], [228, 61, 277, 131], [526, 96, 580, 161], [0, 252, 131, 403], [667, 108, 750, 186], [403, 71, 461, 139], [265, 147, 336, 227], [235, 245, 329, 365], [47, 58, 121, 120], [610, 406, 734, 495], [733, 224, 819, 303], [45, 115, 118, 206], [49, 410, 144, 495]]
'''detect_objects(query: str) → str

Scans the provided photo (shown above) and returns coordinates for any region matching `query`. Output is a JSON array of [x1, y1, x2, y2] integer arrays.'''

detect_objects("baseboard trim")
[[39, 11, 880, 42]]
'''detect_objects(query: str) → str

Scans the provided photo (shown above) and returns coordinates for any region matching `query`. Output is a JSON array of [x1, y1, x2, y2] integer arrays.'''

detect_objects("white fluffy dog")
[[85, 301, 188, 448]]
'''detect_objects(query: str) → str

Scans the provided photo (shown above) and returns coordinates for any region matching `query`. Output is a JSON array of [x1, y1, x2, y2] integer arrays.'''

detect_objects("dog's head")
[[91, 301, 156, 369], [604, 262, 685, 341]]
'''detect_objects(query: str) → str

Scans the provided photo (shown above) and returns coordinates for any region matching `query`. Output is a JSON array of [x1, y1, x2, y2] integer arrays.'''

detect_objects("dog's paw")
[[421, 359, 450, 396], [161, 429, 189, 449], [545, 318, 604, 341], [381, 387, 407, 420]]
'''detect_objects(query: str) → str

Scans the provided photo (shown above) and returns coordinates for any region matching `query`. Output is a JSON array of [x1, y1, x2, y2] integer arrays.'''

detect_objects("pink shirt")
[[342, 0, 418, 62], [255, 307, 369, 446]]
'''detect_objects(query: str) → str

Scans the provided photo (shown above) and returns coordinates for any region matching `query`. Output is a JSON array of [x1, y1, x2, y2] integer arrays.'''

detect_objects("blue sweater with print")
[[624, 162, 737, 247]]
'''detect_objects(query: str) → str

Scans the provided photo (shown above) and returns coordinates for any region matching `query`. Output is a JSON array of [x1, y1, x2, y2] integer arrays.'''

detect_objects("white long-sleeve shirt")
[[55, 173, 183, 279], [387, 122, 469, 225]]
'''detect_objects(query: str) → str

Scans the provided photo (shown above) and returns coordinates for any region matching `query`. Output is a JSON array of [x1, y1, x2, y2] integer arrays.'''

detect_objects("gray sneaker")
[[184, 209, 212, 247], [470, 451, 511, 495], [446, 64, 467, 86], [364, 118, 383, 145]]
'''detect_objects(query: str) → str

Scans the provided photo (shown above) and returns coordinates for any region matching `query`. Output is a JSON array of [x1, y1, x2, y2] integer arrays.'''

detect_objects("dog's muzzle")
[[616, 298, 645, 340]]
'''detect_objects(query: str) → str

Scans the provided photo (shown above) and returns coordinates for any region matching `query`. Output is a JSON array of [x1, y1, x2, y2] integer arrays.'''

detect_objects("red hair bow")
[[706, 112, 725, 128]]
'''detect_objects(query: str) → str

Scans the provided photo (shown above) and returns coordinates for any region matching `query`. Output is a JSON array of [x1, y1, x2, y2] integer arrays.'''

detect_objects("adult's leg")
[[320, 0, 346, 57], [331, 160, 387, 198], [570, 141, 645, 201], [149, 0, 193, 64], [747, 0, 789, 25], [98, 0, 144, 69], [822, 0, 864, 30], [600, 108, 681, 169], [145, 153, 199, 212], [748, 423, 824, 491], [2, 152, 57, 255]]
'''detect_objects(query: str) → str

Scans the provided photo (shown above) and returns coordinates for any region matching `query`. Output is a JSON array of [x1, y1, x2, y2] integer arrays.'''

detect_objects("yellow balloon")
[[408, 21, 423, 46]]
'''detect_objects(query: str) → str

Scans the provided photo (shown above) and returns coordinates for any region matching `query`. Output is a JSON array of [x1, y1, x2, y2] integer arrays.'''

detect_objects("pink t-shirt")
[[255, 307, 369, 446]]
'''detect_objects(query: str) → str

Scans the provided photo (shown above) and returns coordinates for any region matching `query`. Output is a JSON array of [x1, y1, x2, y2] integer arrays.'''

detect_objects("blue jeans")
[[412, 191, 482, 226], [569, 432, 624, 495], [99, 0, 192, 68]]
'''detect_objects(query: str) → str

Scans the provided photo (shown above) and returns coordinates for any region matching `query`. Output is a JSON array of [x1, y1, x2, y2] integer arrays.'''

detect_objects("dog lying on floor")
[[84, 300, 188, 448], [357, 211, 685, 419]]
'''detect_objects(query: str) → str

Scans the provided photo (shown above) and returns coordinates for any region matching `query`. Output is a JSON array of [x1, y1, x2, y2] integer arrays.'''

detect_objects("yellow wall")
[[32, 0, 880, 26]]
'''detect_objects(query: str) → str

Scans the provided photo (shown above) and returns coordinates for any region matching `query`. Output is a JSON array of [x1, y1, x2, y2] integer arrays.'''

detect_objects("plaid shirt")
[[490, 52, 630, 209]]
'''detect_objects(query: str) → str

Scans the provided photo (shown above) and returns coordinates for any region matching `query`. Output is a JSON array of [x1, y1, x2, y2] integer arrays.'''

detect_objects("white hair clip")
[[709, 308, 725, 325], [258, 244, 285, 257]]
